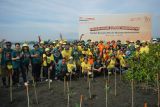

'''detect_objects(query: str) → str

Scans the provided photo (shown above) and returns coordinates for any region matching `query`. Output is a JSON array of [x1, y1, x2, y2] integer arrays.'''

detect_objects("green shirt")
[[31, 49, 42, 64], [12, 50, 21, 69], [22, 51, 31, 65]]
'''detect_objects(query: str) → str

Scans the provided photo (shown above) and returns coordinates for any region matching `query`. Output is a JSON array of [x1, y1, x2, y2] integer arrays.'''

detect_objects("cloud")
[[0, 0, 160, 41]]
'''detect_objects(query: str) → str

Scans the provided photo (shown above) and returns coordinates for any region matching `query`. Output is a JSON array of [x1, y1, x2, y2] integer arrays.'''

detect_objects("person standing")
[[42, 48, 55, 82], [31, 43, 42, 82], [21, 43, 31, 82], [12, 43, 27, 86], [1, 41, 13, 87]]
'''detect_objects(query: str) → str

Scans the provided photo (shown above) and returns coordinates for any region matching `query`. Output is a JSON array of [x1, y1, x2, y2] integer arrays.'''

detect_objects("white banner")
[[79, 14, 151, 42]]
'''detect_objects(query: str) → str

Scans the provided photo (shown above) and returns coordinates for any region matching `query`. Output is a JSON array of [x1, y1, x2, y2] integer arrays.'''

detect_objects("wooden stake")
[[64, 76, 66, 94], [131, 78, 134, 107], [114, 69, 117, 96], [157, 74, 160, 107], [67, 81, 70, 93], [32, 76, 38, 104], [146, 74, 149, 91], [144, 102, 147, 107], [9, 73, 13, 102], [120, 66, 122, 81], [88, 77, 91, 99], [106, 80, 108, 107], [103, 66, 106, 79], [67, 81, 70, 107], [69, 73, 72, 88], [87, 73, 89, 83], [108, 69, 110, 84], [25, 84, 30, 107], [48, 69, 51, 90], [80, 95, 83, 107], [104, 70, 106, 79]]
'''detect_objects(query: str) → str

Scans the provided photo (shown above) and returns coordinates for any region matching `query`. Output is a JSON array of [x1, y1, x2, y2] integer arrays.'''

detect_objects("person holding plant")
[[67, 56, 77, 79]]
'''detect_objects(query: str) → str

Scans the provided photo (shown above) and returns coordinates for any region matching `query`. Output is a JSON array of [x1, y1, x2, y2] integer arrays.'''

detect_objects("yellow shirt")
[[144, 46, 149, 53], [107, 59, 116, 69], [140, 46, 149, 54], [43, 54, 54, 66], [82, 50, 90, 55], [81, 62, 91, 73], [78, 46, 83, 51], [118, 55, 126, 67], [135, 51, 140, 58], [67, 62, 76, 73], [61, 50, 72, 61], [7, 64, 13, 70], [80, 57, 84, 63]]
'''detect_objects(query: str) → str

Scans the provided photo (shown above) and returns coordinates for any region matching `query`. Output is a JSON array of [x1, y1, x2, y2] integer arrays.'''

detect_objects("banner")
[[79, 14, 151, 42]]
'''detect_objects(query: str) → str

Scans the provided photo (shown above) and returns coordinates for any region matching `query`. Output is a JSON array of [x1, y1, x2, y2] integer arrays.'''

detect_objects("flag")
[[38, 36, 41, 43]]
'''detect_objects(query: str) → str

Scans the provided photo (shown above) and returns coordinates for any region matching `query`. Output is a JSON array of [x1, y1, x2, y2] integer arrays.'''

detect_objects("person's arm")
[[31, 50, 39, 58], [12, 51, 20, 61]]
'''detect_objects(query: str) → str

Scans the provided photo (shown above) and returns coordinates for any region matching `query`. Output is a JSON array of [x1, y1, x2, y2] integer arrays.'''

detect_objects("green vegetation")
[[124, 44, 160, 86]]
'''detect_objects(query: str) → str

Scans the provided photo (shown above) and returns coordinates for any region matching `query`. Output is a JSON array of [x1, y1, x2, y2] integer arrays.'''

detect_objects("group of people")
[[0, 39, 149, 87]]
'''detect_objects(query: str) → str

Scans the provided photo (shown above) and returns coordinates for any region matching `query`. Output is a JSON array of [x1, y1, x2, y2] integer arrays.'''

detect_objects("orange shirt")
[[88, 58, 94, 65], [98, 43, 105, 53]]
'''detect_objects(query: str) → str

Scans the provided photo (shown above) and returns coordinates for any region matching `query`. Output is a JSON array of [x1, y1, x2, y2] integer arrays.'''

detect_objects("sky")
[[0, 0, 160, 41]]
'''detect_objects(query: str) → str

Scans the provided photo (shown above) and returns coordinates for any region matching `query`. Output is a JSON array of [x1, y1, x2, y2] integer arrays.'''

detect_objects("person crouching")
[[81, 57, 92, 80], [55, 58, 68, 80], [93, 57, 103, 77], [67, 56, 77, 80]]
